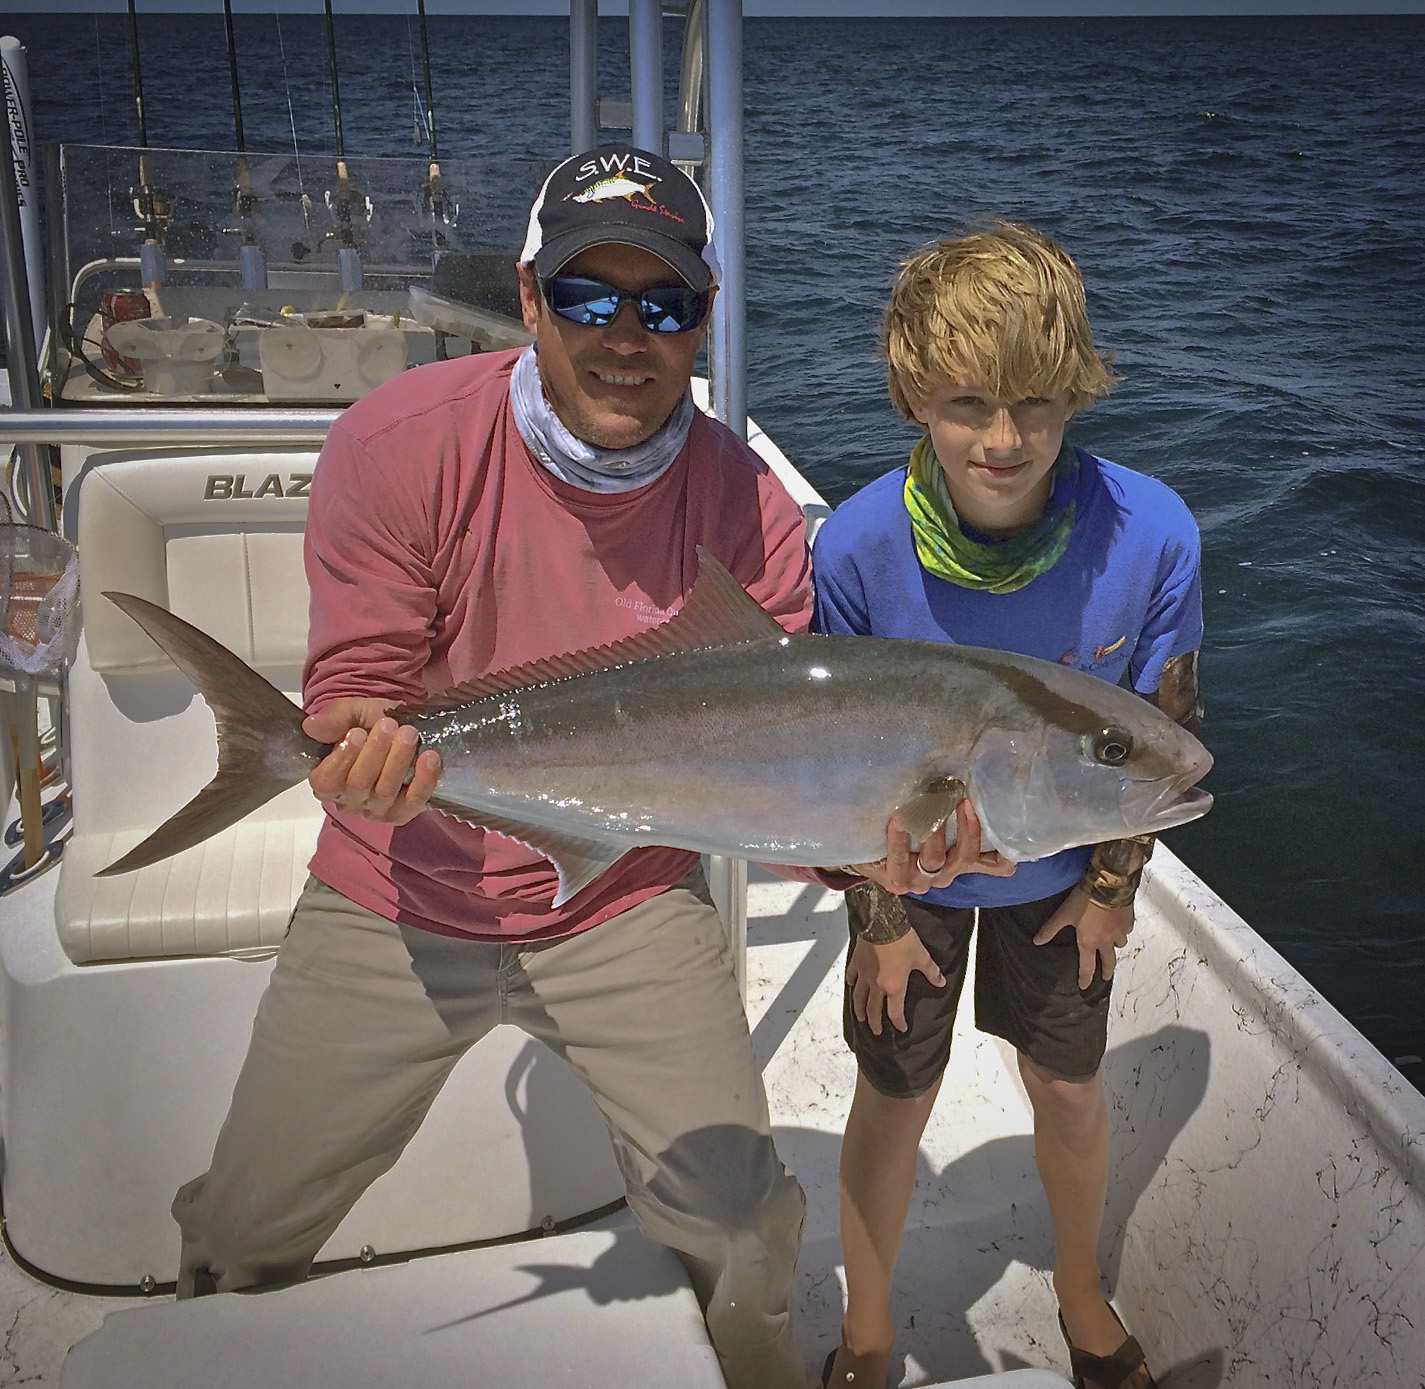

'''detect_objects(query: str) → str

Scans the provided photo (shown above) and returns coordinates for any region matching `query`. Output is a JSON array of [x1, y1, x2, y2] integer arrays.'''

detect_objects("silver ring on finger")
[[916, 853, 936, 875]]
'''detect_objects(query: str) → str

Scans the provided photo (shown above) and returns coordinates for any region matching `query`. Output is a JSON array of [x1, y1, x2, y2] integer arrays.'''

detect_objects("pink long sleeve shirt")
[[302, 348, 813, 942]]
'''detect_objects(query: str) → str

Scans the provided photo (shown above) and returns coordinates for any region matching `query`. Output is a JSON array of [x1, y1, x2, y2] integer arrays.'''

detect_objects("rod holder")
[[240, 243, 267, 291], [337, 247, 362, 293]]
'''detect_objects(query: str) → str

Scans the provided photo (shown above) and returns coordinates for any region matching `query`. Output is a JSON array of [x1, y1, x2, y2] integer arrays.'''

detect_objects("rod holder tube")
[[239, 243, 267, 291], [139, 240, 166, 290], [1, 38, 45, 350], [337, 246, 362, 293], [704, 0, 746, 440], [569, 0, 598, 156], [0, 89, 54, 531], [629, 0, 664, 156]]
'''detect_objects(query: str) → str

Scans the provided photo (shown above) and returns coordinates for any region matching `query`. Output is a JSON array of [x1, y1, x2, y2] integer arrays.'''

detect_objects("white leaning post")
[[705, 854, 749, 1003], [699, 0, 752, 1008]]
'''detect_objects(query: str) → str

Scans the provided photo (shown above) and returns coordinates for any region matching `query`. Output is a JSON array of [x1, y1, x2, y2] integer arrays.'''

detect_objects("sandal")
[[821, 1343, 891, 1388], [1058, 1308, 1158, 1389]]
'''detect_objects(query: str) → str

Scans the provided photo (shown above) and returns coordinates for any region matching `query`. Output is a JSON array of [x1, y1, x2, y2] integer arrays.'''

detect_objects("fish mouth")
[[1137, 784, 1214, 833]]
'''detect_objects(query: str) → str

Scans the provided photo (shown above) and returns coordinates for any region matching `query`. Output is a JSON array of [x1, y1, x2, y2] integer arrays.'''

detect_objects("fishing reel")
[[231, 183, 259, 222], [417, 164, 459, 253], [324, 164, 374, 235], [128, 150, 172, 245], [128, 179, 172, 245]]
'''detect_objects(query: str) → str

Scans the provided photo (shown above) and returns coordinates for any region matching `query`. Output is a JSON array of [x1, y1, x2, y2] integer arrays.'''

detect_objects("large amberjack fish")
[[97, 551, 1212, 902]]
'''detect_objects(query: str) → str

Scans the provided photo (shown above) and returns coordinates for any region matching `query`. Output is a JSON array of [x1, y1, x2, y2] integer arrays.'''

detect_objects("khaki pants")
[[174, 873, 807, 1389]]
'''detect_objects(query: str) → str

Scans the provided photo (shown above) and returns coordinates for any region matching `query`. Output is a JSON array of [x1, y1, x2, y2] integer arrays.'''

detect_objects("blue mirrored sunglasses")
[[541, 274, 710, 334]]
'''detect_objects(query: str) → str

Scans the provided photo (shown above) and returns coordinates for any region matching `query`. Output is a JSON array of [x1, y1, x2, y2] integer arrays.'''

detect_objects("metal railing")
[[0, 409, 338, 448]]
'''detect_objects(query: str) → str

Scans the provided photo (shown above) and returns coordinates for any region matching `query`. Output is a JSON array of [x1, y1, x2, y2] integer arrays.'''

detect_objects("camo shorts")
[[843, 885, 1112, 1097]]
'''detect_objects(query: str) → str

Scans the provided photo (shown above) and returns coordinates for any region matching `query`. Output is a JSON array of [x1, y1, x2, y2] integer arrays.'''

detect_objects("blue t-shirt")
[[812, 446, 1203, 908]]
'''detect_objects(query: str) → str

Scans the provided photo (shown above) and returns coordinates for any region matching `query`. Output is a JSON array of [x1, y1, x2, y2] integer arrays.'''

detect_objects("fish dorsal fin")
[[427, 797, 636, 907], [395, 548, 786, 718]]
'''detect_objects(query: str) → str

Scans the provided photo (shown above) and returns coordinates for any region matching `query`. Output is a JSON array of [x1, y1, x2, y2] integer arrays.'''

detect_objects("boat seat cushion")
[[60, 1225, 727, 1389], [76, 453, 311, 673], [56, 790, 321, 962], [57, 451, 322, 965]]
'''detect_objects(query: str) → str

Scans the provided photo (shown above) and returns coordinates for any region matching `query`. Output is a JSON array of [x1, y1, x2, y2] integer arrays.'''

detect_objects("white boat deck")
[[3, 844, 1421, 1387]]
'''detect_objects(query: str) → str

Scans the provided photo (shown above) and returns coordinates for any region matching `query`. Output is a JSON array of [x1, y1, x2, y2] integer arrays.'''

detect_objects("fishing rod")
[[124, 0, 169, 309], [274, 15, 315, 261], [222, 0, 266, 290], [414, 0, 450, 249], [321, 0, 368, 293]]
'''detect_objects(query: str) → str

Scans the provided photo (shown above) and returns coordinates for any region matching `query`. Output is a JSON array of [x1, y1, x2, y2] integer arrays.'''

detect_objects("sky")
[[14, 1, 1425, 14]]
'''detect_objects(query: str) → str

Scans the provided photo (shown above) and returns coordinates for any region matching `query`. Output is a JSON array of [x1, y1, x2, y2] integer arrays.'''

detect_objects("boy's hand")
[[1033, 888, 1135, 989], [853, 797, 1015, 895], [847, 928, 944, 1035], [305, 698, 442, 826]]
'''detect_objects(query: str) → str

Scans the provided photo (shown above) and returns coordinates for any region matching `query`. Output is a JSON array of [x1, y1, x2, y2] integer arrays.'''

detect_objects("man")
[[171, 145, 813, 1389]]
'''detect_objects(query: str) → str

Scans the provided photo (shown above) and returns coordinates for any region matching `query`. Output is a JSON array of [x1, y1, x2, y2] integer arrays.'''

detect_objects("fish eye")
[[1089, 726, 1134, 766]]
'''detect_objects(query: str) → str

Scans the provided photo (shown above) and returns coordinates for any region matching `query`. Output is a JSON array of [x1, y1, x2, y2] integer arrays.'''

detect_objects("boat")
[[1, 4, 1422, 1386]]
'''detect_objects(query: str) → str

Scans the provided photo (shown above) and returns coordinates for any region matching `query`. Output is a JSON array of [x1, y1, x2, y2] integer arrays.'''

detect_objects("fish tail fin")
[[95, 592, 329, 877]]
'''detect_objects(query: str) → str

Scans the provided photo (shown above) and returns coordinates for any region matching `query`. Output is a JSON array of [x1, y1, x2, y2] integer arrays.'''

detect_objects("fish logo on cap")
[[571, 172, 661, 205]]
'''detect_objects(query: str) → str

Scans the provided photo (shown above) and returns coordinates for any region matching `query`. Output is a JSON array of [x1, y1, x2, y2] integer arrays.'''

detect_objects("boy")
[[814, 223, 1202, 1389]]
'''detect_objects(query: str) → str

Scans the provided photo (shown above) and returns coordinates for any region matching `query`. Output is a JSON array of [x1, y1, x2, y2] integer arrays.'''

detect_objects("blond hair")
[[882, 221, 1117, 421]]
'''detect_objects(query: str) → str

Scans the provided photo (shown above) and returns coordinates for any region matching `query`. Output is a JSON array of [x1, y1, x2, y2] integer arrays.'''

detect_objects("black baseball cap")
[[520, 144, 720, 292]]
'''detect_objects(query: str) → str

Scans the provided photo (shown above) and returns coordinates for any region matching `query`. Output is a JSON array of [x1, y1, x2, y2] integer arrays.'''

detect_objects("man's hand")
[[847, 928, 944, 1036], [852, 797, 1015, 896], [304, 697, 442, 826], [1033, 888, 1135, 989]]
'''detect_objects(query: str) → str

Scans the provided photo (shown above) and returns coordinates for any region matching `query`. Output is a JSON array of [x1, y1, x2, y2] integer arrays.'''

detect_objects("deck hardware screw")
[[541, 1215, 557, 1234], [139, 1275, 156, 1294], [359, 1244, 375, 1264]]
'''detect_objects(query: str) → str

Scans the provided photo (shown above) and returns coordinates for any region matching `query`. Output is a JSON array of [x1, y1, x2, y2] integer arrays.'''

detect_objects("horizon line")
[[10, 2, 1425, 16]]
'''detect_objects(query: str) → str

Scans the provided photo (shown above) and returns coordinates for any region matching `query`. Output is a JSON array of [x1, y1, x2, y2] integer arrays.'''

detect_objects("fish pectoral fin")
[[895, 776, 968, 844], [427, 798, 634, 907]]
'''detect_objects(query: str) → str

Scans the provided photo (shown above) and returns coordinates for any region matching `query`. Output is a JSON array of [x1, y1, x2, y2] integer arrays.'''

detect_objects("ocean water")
[[4, 11, 1424, 1082]]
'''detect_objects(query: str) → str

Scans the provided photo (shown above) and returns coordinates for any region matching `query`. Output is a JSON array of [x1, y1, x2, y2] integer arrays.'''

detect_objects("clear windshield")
[[47, 144, 549, 405]]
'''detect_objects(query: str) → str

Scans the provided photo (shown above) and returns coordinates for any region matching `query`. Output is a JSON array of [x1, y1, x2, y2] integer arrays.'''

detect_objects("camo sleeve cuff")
[[1152, 648, 1203, 733], [845, 880, 914, 944], [1080, 834, 1156, 909]]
